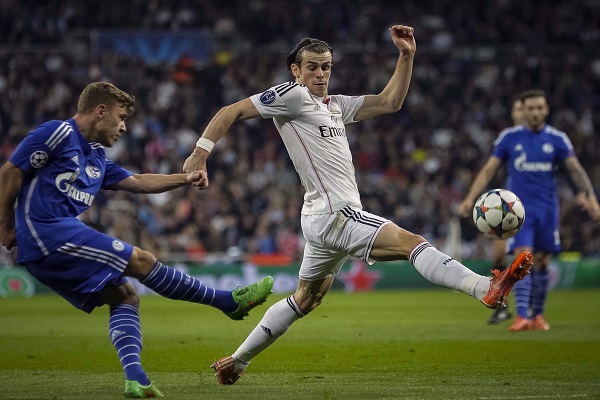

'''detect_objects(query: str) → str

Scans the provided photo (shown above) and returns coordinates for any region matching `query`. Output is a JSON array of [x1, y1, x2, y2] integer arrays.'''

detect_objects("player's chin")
[[105, 137, 119, 147], [312, 85, 327, 96]]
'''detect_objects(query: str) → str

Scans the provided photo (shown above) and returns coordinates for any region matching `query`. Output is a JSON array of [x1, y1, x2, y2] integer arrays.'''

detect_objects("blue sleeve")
[[102, 159, 134, 189], [8, 122, 69, 174], [491, 136, 509, 161], [556, 135, 575, 162]]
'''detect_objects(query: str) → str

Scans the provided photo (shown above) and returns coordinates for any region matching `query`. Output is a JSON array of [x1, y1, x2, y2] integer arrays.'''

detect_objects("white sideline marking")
[[478, 395, 590, 399]]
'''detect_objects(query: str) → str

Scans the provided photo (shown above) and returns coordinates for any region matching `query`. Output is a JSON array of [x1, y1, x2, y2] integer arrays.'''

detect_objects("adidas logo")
[[110, 329, 126, 341], [71, 155, 79, 164], [261, 325, 273, 338]]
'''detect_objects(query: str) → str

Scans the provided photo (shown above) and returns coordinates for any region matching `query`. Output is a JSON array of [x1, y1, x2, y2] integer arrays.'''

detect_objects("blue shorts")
[[24, 225, 134, 313], [508, 202, 561, 254]]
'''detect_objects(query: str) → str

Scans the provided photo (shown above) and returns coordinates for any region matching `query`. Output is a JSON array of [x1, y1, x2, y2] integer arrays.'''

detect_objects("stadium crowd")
[[1, 0, 600, 262]]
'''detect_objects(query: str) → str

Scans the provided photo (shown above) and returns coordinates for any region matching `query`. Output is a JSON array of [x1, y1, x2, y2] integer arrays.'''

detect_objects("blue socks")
[[109, 304, 149, 385], [513, 273, 532, 318], [513, 269, 549, 318], [530, 269, 549, 317], [111, 262, 239, 384], [140, 261, 237, 312]]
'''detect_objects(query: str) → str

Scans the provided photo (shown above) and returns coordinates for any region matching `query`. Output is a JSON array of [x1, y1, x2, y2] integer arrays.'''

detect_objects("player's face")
[[294, 51, 332, 97], [522, 96, 548, 131], [511, 99, 525, 125], [97, 104, 128, 147]]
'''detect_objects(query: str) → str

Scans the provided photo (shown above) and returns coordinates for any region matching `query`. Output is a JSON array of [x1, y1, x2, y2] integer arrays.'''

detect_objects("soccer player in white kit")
[[183, 25, 533, 384]]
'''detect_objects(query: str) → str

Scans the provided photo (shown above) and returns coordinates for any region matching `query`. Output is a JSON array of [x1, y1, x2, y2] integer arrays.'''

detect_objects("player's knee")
[[103, 282, 140, 307], [122, 287, 140, 308], [126, 247, 157, 278], [294, 292, 325, 314], [405, 233, 427, 249], [131, 247, 156, 266]]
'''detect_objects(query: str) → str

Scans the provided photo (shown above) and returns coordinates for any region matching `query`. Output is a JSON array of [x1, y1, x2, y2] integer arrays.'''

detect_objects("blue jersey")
[[9, 119, 133, 263], [492, 124, 574, 209]]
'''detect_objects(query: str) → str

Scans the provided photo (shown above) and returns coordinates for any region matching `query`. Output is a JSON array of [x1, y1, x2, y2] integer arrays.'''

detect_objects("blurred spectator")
[[1, 0, 599, 259]]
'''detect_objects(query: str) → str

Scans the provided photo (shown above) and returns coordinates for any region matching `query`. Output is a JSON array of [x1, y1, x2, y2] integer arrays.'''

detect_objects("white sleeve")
[[250, 83, 303, 119], [329, 95, 365, 124]]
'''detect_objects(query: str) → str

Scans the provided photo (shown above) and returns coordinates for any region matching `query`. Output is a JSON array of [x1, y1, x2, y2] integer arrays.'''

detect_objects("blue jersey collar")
[[67, 118, 92, 155]]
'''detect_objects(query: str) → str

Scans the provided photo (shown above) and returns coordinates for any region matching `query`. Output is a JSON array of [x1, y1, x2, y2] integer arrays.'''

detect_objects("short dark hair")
[[286, 38, 333, 70], [519, 89, 546, 103], [77, 82, 135, 115]]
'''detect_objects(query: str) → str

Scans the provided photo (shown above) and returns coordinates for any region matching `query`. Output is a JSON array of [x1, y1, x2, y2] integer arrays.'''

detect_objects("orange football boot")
[[481, 251, 533, 309]]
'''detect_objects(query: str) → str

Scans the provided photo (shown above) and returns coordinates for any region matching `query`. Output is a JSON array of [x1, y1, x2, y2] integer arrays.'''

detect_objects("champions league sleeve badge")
[[260, 90, 276, 105], [29, 151, 49, 168]]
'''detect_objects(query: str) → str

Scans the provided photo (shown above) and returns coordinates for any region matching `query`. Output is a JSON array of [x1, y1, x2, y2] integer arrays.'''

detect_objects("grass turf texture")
[[1, 289, 599, 399]]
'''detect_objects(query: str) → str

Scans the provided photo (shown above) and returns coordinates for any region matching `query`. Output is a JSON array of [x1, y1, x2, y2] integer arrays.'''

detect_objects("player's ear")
[[96, 104, 106, 120], [291, 64, 301, 79]]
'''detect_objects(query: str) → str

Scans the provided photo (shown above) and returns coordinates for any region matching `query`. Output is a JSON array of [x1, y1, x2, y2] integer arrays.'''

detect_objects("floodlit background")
[[2, 0, 599, 268], [1, 2, 600, 399]]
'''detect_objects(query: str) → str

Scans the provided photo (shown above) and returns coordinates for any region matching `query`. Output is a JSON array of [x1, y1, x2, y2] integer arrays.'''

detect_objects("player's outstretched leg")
[[140, 261, 273, 320], [481, 251, 533, 309]]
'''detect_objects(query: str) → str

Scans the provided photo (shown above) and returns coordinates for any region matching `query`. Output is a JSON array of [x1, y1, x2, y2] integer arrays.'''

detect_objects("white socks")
[[233, 295, 304, 365], [229, 242, 491, 372], [409, 242, 490, 299]]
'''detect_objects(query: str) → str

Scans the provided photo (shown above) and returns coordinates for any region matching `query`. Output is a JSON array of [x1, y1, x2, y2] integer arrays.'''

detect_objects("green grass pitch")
[[1, 289, 599, 399]]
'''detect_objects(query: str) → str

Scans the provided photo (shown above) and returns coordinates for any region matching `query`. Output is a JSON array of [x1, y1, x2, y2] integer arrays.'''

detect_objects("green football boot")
[[225, 276, 274, 320], [124, 380, 164, 398]]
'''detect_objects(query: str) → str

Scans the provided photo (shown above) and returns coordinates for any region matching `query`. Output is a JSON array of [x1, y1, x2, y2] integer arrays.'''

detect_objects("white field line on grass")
[[478, 395, 591, 399]]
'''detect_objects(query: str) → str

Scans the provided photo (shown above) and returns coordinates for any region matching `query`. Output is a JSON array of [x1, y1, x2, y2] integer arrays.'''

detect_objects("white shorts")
[[299, 206, 391, 280]]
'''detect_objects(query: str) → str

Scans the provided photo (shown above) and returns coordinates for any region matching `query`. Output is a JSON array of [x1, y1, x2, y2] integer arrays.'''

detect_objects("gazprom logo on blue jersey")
[[514, 152, 553, 172], [260, 90, 276, 105], [55, 170, 95, 206]]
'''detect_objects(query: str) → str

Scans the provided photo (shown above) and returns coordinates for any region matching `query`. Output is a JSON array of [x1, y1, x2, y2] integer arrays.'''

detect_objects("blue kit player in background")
[[0, 82, 274, 398], [459, 89, 600, 331]]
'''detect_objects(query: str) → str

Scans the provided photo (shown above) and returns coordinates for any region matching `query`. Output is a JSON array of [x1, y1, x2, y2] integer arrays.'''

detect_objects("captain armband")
[[196, 137, 215, 153]]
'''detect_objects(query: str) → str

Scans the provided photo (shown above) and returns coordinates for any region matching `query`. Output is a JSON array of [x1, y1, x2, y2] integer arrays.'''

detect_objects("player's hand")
[[390, 25, 416, 54], [576, 194, 600, 222], [183, 147, 208, 174], [0, 226, 16, 250], [187, 169, 209, 190], [457, 199, 473, 218]]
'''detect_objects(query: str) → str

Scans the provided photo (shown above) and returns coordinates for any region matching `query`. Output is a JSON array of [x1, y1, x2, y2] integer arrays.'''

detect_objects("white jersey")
[[250, 83, 365, 215]]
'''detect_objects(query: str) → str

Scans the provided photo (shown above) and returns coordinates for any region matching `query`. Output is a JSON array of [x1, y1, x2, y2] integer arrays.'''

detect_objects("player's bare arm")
[[109, 170, 207, 193], [0, 161, 21, 249], [563, 156, 600, 221], [458, 156, 503, 217], [183, 98, 261, 183], [354, 25, 416, 121]]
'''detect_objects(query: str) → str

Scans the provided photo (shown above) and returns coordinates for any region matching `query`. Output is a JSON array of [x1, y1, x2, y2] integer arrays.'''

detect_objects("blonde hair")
[[76, 82, 135, 115]]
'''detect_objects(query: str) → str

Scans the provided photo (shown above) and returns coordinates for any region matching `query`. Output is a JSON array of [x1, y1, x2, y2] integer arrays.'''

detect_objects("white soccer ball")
[[472, 189, 525, 240]]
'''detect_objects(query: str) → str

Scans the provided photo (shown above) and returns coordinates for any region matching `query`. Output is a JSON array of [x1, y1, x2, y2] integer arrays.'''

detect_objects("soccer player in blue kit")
[[459, 89, 600, 331], [0, 82, 274, 398]]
